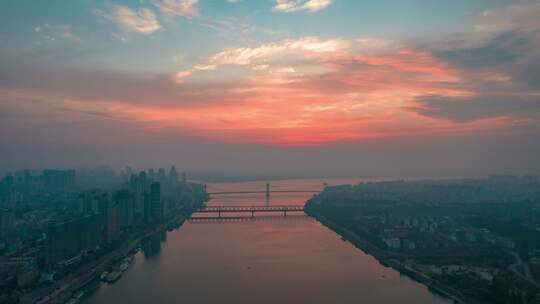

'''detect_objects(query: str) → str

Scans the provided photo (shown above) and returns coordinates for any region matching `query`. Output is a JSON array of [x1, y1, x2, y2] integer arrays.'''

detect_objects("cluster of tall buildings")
[[45, 215, 101, 267], [43, 166, 200, 268], [0, 209, 13, 240], [128, 165, 182, 225], [0, 166, 207, 293], [0, 169, 77, 214], [0, 166, 205, 272], [0, 169, 77, 240], [42, 170, 75, 192]]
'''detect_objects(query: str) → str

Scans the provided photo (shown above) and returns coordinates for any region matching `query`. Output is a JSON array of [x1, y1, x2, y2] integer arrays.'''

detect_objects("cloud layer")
[[114, 5, 161, 34], [150, 0, 199, 17], [274, 0, 332, 12], [2, 1, 540, 149]]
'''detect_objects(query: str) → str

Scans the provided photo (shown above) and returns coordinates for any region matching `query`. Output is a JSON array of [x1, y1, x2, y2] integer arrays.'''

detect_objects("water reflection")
[[141, 231, 166, 258], [84, 179, 451, 304]]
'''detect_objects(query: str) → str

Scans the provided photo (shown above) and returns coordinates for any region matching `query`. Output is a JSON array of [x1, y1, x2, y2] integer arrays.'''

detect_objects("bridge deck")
[[190, 205, 305, 219], [208, 190, 319, 195], [188, 214, 310, 223], [195, 205, 305, 213]]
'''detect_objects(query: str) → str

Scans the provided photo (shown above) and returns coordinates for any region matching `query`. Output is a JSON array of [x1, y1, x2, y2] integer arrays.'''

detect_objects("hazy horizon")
[[1, 0, 540, 177]]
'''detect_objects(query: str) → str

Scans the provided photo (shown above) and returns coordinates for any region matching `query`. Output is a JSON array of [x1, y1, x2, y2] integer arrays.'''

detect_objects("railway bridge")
[[190, 205, 305, 219]]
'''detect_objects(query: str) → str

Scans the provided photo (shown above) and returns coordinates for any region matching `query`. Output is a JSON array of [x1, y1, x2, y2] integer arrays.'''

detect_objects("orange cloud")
[[150, 0, 198, 17], [1, 36, 511, 147], [109, 46, 495, 146], [274, 0, 333, 13], [113, 6, 161, 34]]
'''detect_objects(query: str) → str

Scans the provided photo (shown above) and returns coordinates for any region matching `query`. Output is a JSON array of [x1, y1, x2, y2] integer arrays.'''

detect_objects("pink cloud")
[[114, 6, 161, 34], [150, 0, 198, 17], [274, 0, 333, 13], [4, 31, 526, 147]]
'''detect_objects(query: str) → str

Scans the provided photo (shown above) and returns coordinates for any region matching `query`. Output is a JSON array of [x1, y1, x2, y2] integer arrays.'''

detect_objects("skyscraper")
[[42, 169, 75, 191], [150, 182, 162, 222], [169, 166, 178, 185], [158, 168, 166, 182], [0, 209, 14, 239], [45, 215, 100, 266], [80, 190, 100, 215], [130, 172, 151, 224], [148, 168, 155, 180], [114, 190, 134, 229], [106, 204, 120, 243]]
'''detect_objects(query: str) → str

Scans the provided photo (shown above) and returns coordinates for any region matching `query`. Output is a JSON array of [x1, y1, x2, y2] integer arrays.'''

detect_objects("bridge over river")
[[206, 183, 322, 198], [190, 205, 305, 219], [84, 178, 452, 304], [195, 182, 324, 219]]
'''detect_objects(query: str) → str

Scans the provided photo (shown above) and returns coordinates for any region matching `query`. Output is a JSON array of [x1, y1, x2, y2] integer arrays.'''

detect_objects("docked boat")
[[105, 271, 122, 283], [99, 271, 109, 281], [119, 262, 129, 272], [73, 291, 84, 299]]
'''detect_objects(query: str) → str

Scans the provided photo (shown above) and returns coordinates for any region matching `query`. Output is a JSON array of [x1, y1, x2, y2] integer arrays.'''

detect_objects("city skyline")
[[3, 3, 540, 303], [1, 0, 539, 176]]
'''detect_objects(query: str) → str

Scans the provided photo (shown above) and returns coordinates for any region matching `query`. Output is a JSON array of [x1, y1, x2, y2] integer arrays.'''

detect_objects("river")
[[83, 178, 451, 304]]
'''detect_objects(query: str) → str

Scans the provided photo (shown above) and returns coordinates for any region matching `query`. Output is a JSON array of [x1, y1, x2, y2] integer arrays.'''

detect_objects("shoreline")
[[22, 213, 189, 304], [305, 209, 471, 304]]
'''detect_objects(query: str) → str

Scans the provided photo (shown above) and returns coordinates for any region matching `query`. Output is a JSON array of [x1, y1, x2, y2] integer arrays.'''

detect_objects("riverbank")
[[305, 208, 469, 304], [21, 213, 188, 304]]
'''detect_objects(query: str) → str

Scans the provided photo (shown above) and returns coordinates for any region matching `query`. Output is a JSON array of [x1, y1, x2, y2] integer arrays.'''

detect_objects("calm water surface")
[[84, 178, 450, 304]]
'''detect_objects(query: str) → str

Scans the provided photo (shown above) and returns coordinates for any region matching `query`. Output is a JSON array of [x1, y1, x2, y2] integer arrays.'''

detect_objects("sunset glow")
[[1, 0, 539, 170]]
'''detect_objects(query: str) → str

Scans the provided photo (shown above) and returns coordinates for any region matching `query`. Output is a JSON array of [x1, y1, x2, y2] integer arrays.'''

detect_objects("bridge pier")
[[266, 183, 270, 199]]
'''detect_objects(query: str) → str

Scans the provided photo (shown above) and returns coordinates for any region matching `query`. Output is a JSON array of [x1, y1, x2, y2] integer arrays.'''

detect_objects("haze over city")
[[1, 0, 539, 177], [3, 1, 540, 304]]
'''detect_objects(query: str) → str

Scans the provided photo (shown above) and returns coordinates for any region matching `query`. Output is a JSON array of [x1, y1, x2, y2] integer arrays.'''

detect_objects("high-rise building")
[[148, 169, 155, 180], [0, 174, 15, 209], [114, 190, 134, 229], [79, 214, 100, 252], [0, 209, 14, 239], [143, 192, 151, 224], [91, 191, 122, 244], [158, 168, 166, 182], [42, 169, 75, 191], [46, 223, 65, 266], [46, 215, 100, 266], [80, 190, 102, 215], [106, 204, 120, 243], [150, 182, 162, 222], [130, 172, 151, 224], [169, 166, 178, 185], [3, 174, 14, 187]]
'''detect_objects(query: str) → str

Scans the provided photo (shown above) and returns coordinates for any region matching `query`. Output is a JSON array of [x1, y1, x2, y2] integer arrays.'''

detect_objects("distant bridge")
[[188, 214, 311, 223], [206, 183, 322, 198], [190, 205, 305, 219], [208, 190, 320, 195]]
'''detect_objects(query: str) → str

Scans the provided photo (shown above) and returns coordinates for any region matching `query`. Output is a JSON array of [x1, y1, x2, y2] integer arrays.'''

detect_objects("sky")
[[1, 0, 539, 177]]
